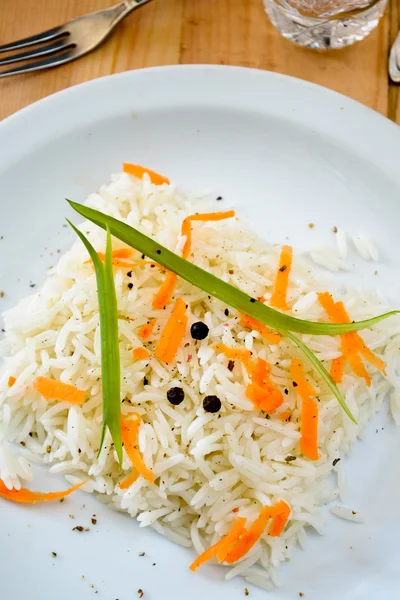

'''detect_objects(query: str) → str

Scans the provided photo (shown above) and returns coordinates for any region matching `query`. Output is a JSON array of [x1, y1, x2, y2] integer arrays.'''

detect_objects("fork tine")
[[0, 47, 77, 78], [0, 25, 65, 53], [0, 39, 73, 67]]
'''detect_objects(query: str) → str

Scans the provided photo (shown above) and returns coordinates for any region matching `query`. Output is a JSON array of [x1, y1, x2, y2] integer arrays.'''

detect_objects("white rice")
[[330, 505, 365, 523], [0, 171, 398, 588]]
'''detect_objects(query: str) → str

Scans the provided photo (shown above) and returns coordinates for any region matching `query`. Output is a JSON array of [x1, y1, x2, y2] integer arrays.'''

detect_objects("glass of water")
[[263, 0, 388, 49]]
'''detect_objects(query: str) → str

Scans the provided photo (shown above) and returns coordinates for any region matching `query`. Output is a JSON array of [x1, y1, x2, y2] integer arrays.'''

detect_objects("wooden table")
[[0, 0, 399, 123]]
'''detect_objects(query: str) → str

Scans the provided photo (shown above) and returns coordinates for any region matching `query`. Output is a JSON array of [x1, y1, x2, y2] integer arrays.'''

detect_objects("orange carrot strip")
[[138, 319, 157, 339], [279, 410, 291, 422], [34, 377, 85, 405], [318, 292, 349, 323], [216, 518, 247, 563], [121, 416, 155, 484], [225, 506, 272, 564], [109, 248, 133, 259], [214, 345, 283, 413], [86, 248, 133, 265], [161, 314, 188, 364], [0, 480, 85, 504], [154, 211, 235, 306], [122, 163, 170, 186], [152, 272, 177, 309], [269, 500, 291, 537], [246, 358, 283, 412], [240, 314, 281, 345], [270, 245, 293, 311], [133, 348, 150, 361], [342, 336, 371, 386], [330, 356, 345, 384], [246, 382, 284, 413], [190, 518, 247, 572], [290, 360, 319, 461], [213, 343, 252, 364], [189, 542, 220, 572], [118, 471, 139, 490], [8, 376, 16, 387], [155, 298, 187, 363], [182, 211, 235, 259], [318, 292, 385, 385], [181, 217, 192, 260], [188, 211, 236, 223], [358, 345, 386, 374]]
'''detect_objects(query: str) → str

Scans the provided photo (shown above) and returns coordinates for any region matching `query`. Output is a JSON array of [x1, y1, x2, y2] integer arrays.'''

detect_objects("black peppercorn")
[[203, 395, 221, 413], [167, 387, 185, 406], [128, 282, 134, 289], [190, 321, 209, 341]]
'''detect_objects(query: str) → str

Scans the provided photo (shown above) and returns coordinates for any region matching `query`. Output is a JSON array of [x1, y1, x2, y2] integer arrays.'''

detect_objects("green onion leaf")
[[283, 330, 356, 423], [67, 201, 396, 422], [67, 201, 397, 336], [67, 220, 123, 464]]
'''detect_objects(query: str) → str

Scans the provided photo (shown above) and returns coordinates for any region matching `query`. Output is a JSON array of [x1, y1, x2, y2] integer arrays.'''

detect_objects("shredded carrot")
[[330, 356, 345, 383], [85, 248, 136, 267], [247, 358, 283, 412], [138, 319, 157, 339], [279, 410, 291, 422], [225, 506, 272, 564], [318, 292, 386, 386], [0, 480, 85, 504], [153, 211, 235, 307], [290, 360, 319, 461], [240, 314, 281, 345], [190, 518, 247, 572], [188, 211, 236, 223], [246, 382, 284, 412], [269, 500, 291, 537], [104, 248, 133, 260], [216, 518, 247, 562], [34, 377, 85, 405], [190, 503, 291, 571], [182, 210, 235, 259], [8, 376, 16, 387], [213, 343, 252, 364], [111, 259, 157, 269], [214, 345, 283, 413], [270, 245, 293, 311], [120, 415, 155, 486], [118, 471, 139, 490], [122, 163, 170, 186], [154, 298, 187, 363], [152, 272, 177, 309], [181, 217, 192, 260], [189, 541, 220, 572], [133, 348, 150, 361]]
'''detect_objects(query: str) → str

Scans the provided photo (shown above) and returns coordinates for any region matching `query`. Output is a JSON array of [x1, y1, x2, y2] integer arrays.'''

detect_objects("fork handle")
[[111, 0, 153, 25]]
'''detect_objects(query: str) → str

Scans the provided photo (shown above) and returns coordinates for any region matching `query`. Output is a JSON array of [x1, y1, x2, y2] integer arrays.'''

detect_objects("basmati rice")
[[0, 171, 398, 588]]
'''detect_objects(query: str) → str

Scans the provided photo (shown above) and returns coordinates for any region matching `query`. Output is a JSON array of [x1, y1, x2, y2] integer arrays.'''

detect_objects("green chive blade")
[[67, 219, 123, 463], [67, 201, 393, 421], [102, 226, 122, 464], [284, 330, 357, 424], [67, 201, 398, 337]]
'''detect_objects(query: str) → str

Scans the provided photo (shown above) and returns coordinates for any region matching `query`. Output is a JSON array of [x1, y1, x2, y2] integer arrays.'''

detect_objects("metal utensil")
[[0, 0, 153, 78], [389, 31, 400, 83]]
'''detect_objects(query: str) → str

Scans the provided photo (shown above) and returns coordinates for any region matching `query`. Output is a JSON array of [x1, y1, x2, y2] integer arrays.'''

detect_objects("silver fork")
[[0, 0, 153, 78]]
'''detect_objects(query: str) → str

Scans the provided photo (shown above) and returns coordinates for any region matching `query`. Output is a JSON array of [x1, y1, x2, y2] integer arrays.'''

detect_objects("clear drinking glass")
[[263, 0, 388, 49]]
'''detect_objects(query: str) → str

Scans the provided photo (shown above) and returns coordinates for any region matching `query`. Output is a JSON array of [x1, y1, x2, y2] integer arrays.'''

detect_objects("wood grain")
[[0, 0, 399, 123]]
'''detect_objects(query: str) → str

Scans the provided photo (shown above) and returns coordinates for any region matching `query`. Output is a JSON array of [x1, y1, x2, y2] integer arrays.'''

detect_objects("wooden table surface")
[[0, 0, 399, 123]]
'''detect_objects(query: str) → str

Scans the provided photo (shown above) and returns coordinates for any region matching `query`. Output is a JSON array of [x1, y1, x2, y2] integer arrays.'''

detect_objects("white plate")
[[1, 66, 400, 600]]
